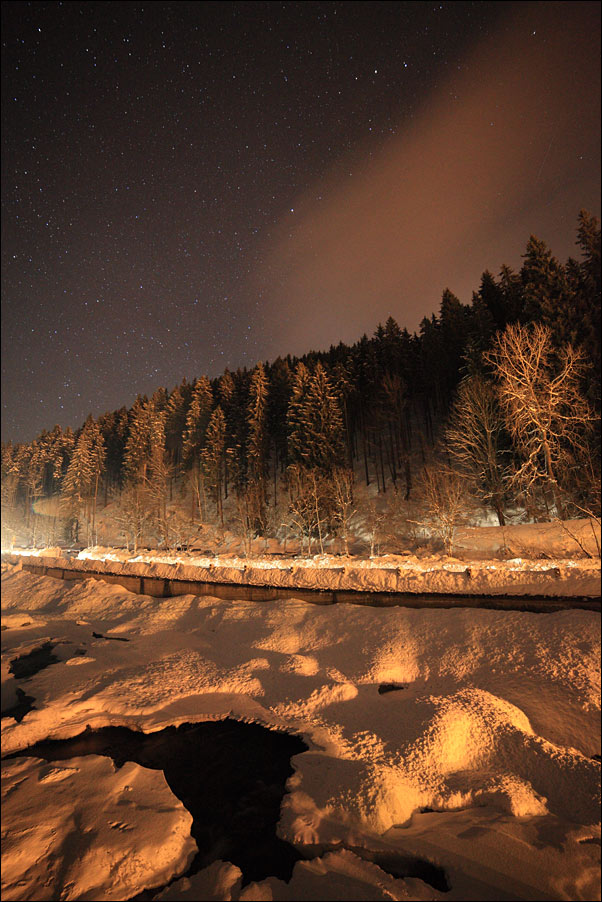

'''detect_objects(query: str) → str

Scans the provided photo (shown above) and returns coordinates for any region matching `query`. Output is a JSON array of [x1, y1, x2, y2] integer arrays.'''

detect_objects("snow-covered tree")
[[182, 376, 213, 465], [294, 362, 346, 474], [123, 396, 165, 483], [246, 361, 269, 523], [1, 442, 23, 548], [201, 406, 226, 525], [61, 416, 105, 544], [287, 361, 311, 468], [164, 382, 188, 471]]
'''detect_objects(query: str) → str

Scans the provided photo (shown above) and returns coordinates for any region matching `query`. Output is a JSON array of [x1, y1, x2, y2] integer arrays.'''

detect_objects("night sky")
[[2, 1, 600, 444]]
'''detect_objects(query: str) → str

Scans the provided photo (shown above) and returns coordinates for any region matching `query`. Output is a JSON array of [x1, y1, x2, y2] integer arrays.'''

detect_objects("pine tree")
[[439, 288, 471, 399], [124, 396, 165, 482], [287, 362, 312, 468], [218, 369, 236, 496], [145, 413, 172, 546], [568, 211, 601, 401], [99, 407, 128, 491], [164, 384, 188, 471], [1, 442, 22, 547], [296, 363, 346, 474], [201, 406, 226, 525], [266, 357, 292, 502], [498, 264, 525, 324], [16, 440, 49, 545], [477, 270, 508, 330], [418, 314, 444, 441], [62, 416, 105, 543], [332, 360, 356, 469], [382, 316, 404, 377], [42, 425, 75, 495], [463, 292, 496, 376], [521, 236, 572, 344], [182, 376, 213, 465], [246, 362, 269, 519], [219, 369, 235, 410]]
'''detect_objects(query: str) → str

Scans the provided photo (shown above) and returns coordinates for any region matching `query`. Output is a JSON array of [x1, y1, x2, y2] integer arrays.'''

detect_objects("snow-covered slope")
[[1, 563, 600, 901]]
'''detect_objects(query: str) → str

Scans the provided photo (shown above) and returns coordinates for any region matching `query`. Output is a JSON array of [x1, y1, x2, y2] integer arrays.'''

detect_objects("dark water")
[[6, 720, 307, 888], [1, 687, 37, 722], [2, 642, 60, 723], [9, 641, 59, 678], [5, 719, 450, 896]]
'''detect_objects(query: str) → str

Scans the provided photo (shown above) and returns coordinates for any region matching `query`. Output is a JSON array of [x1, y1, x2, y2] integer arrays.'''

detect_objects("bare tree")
[[286, 465, 331, 555], [331, 467, 356, 554], [445, 374, 509, 525], [381, 486, 418, 553], [414, 465, 471, 555], [144, 443, 174, 547], [233, 483, 264, 557], [485, 323, 594, 517], [112, 482, 152, 553], [364, 499, 387, 558], [188, 466, 207, 524]]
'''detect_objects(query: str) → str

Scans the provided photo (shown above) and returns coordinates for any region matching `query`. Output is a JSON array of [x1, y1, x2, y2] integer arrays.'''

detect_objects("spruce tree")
[[62, 416, 105, 543], [164, 385, 187, 471], [439, 288, 471, 399], [182, 376, 213, 465], [247, 362, 269, 513], [266, 357, 292, 501], [201, 406, 226, 525], [218, 369, 236, 496], [287, 362, 312, 468], [298, 363, 346, 474], [521, 236, 572, 345]]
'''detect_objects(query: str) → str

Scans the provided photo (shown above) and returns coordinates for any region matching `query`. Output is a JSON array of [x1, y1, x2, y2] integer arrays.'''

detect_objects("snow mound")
[[0, 755, 197, 901], [281, 687, 600, 839]]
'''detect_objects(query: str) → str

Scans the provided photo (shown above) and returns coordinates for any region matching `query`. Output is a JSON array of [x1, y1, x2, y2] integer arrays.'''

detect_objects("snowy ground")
[[1, 562, 600, 901]]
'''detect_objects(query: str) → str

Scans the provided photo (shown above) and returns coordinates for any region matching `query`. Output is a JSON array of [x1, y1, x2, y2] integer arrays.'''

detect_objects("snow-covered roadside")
[[1, 563, 600, 901], [5, 546, 601, 597]]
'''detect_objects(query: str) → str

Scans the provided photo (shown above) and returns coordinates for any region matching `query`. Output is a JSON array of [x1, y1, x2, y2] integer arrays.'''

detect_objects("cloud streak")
[[254, 1, 600, 358]]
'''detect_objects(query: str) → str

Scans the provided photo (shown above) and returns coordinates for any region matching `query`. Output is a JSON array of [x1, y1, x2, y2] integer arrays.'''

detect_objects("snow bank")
[[453, 517, 601, 560], [5, 542, 601, 597], [156, 861, 242, 900], [1, 564, 600, 901], [239, 849, 441, 901]]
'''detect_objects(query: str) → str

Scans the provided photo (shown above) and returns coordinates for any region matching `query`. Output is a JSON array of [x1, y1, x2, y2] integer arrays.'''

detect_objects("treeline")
[[2, 211, 600, 552]]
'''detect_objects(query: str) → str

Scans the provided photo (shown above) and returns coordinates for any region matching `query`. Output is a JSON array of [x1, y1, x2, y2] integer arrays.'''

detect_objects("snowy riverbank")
[[1, 562, 600, 900], [5, 542, 601, 598]]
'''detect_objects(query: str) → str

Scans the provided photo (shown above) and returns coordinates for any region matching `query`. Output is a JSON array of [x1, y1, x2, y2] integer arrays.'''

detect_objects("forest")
[[2, 211, 600, 556]]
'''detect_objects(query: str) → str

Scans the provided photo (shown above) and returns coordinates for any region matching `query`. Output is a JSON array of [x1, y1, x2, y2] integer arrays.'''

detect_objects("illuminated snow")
[[1, 560, 600, 901]]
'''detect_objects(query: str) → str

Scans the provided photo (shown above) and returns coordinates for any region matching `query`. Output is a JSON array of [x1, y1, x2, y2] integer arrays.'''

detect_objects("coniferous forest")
[[2, 212, 600, 555]]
